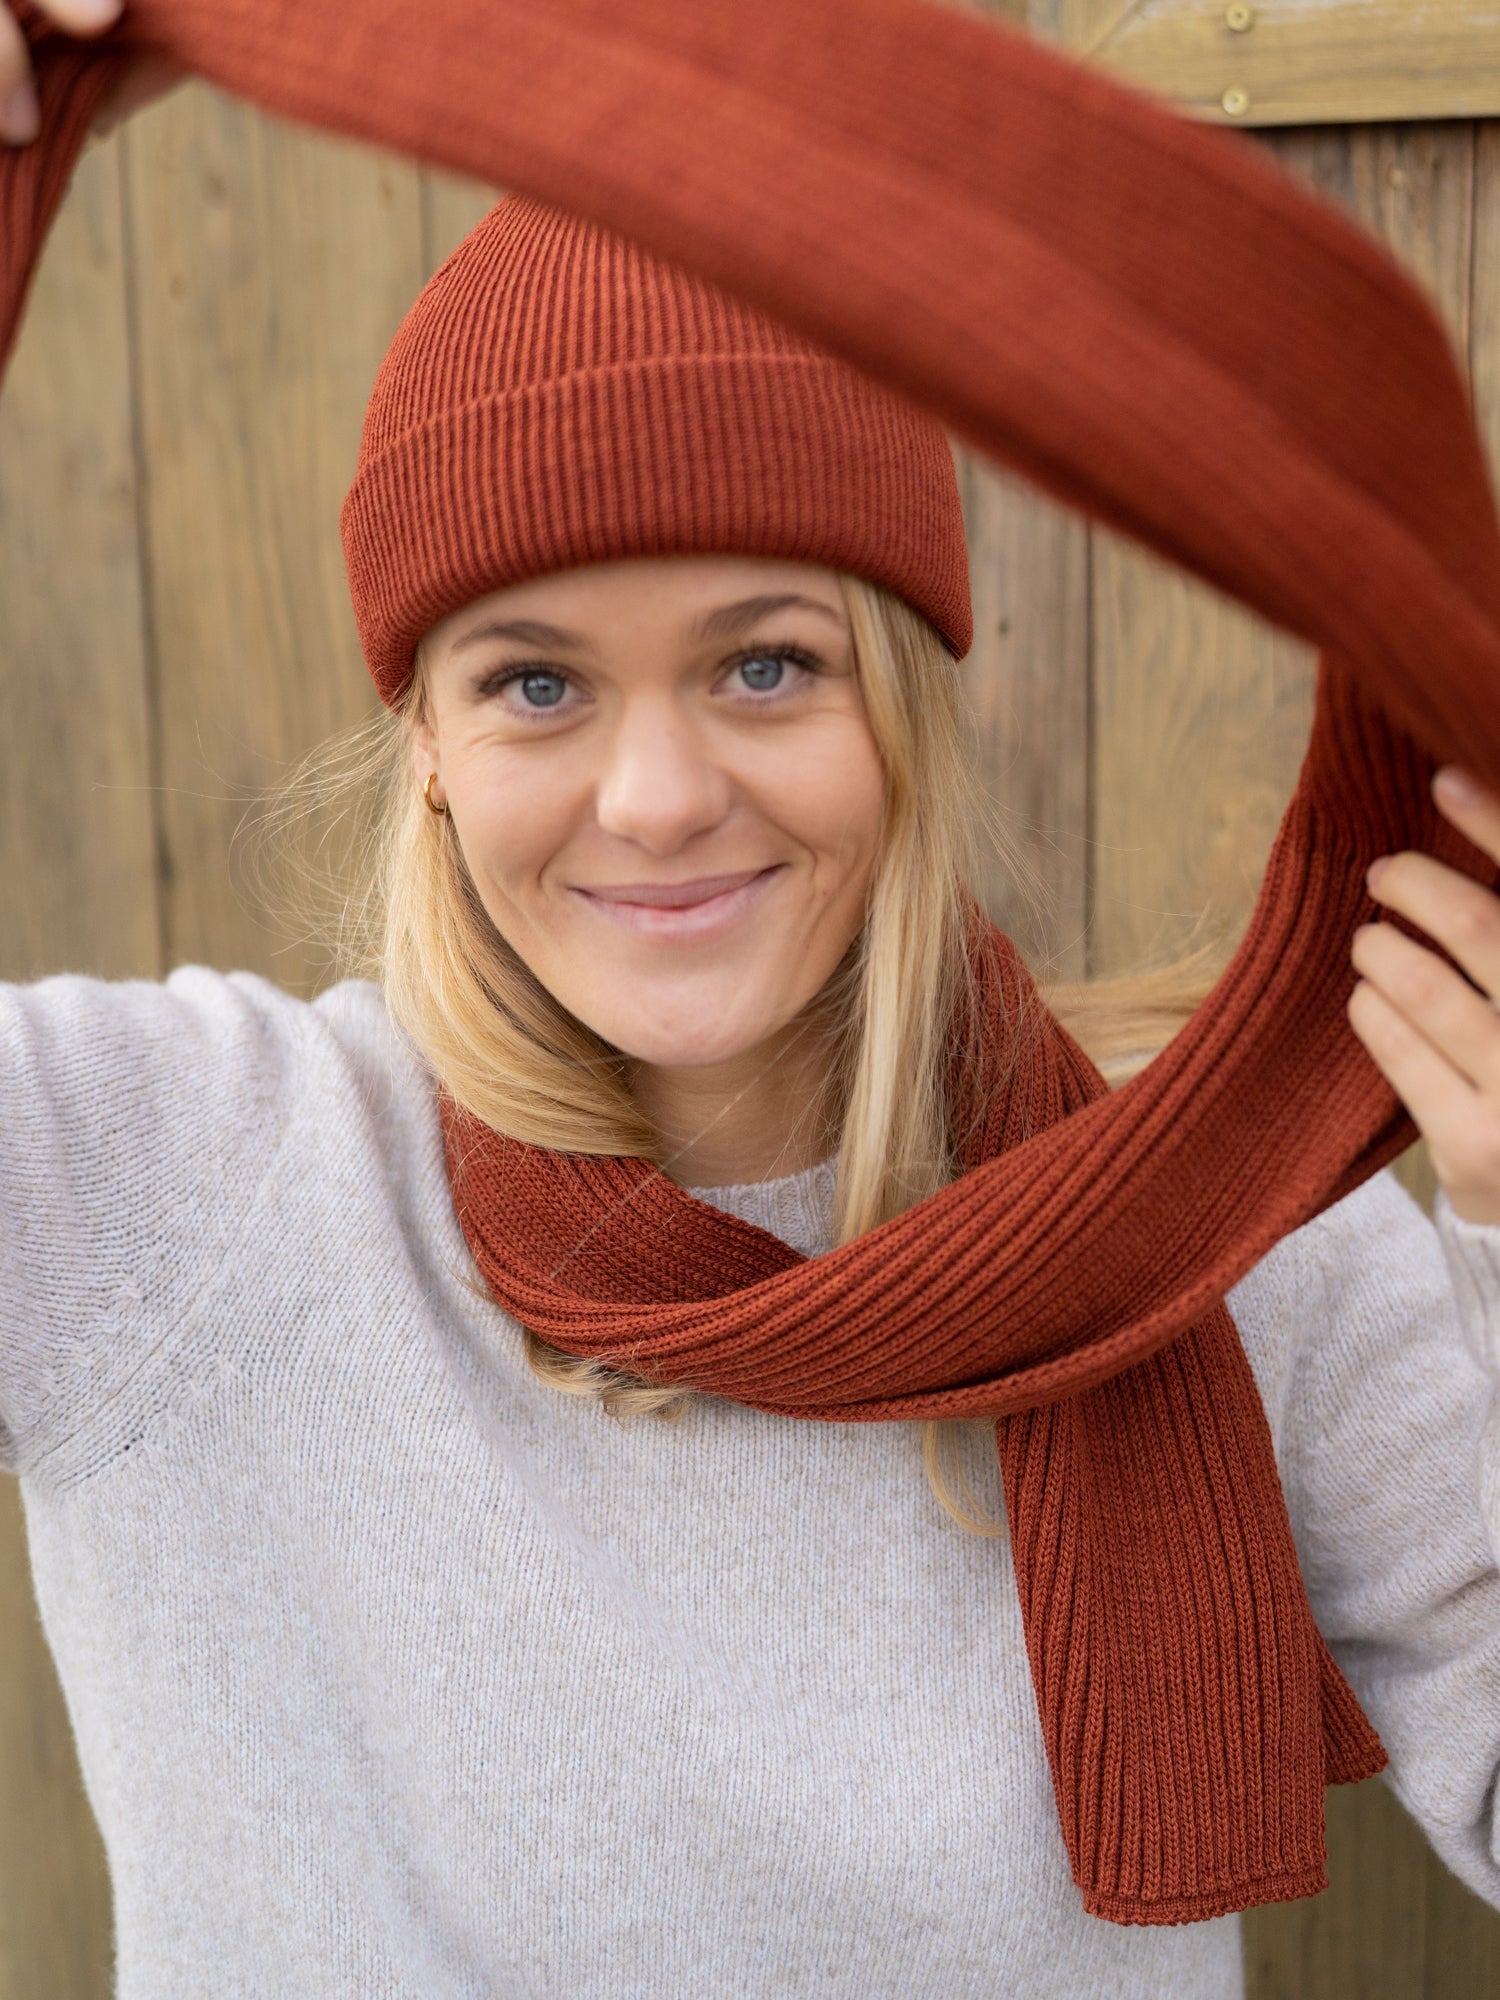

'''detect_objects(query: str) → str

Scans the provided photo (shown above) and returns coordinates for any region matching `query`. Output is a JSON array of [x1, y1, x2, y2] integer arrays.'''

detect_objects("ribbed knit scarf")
[[9, 0, 1500, 1930]]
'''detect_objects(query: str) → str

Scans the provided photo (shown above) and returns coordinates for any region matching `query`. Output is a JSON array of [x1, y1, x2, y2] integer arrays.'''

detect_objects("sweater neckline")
[[684, 1155, 837, 1260]]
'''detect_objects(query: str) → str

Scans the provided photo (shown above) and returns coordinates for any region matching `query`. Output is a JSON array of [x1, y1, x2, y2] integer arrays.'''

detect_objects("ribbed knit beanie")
[[339, 194, 973, 706]]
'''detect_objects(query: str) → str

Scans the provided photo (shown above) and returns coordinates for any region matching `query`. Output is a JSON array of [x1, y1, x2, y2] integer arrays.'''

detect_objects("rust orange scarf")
[[442, 909, 1389, 1926], [8, 0, 1500, 1926]]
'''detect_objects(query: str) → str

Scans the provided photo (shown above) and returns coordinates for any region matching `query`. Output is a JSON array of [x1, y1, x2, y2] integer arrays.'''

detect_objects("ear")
[[411, 710, 439, 789]]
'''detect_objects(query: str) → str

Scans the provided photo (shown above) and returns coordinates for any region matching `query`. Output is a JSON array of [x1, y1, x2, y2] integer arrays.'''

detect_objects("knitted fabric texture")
[[9, 0, 1500, 1928], [341, 195, 973, 703], [443, 916, 1386, 1926]]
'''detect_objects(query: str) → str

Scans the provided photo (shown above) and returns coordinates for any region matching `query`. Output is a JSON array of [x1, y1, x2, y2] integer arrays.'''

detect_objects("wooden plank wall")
[[1, 76, 1498, 1999]]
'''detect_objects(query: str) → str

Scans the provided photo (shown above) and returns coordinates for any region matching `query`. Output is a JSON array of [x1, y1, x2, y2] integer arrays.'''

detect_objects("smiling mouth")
[[569, 866, 784, 935], [577, 869, 774, 908]]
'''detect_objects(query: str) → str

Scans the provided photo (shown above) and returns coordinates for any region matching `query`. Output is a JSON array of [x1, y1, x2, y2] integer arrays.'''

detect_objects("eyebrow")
[[694, 593, 847, 640], [449, 592, 847, 655]]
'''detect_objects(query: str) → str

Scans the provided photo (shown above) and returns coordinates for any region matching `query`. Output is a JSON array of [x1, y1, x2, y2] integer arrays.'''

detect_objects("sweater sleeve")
[[0, 967, 307, 1478], [1236, 1168, 1500, 1909]]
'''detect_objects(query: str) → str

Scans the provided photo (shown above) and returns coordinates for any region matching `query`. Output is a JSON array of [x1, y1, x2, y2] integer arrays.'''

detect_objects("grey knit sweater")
[[3, 969, 1500, 1999]]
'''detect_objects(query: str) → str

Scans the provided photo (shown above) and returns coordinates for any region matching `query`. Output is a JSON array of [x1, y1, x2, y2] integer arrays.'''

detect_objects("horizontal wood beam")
[[1026, 1, 1500, 128]]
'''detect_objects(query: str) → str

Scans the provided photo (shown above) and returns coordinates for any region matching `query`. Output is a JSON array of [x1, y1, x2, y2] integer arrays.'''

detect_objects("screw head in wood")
[[1221, 84, 1251, 116], [1225, 3, 1254, 29]]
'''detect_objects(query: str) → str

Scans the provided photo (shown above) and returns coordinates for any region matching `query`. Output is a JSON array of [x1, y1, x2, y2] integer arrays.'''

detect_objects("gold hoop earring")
[[423, 772, 449, 817]]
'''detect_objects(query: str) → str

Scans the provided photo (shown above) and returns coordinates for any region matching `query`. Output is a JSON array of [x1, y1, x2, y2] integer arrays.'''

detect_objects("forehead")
[[428, 555, 848, 652]]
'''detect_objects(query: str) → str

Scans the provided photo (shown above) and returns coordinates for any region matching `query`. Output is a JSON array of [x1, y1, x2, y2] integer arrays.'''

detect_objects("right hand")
[[2, 0, 182, 146]]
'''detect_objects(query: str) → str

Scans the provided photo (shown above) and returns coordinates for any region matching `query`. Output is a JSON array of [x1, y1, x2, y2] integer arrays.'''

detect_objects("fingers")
[[0, 7, 41, 143], [1349, 918, 1500, 1092], [1345, 976, 1500, 1224], [23, 0, 122, 31], [1432, 762, 1500, 862], [1352, 765, 1500, 1225], [1, 0, 123, 145], [1346, 974, 1482, 1133], [1364, 767, 1500, 1005]]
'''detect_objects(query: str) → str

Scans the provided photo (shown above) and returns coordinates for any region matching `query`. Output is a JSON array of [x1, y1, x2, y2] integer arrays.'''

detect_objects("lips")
[[575, 869, 771, 909], [568, 865, 784, 938]]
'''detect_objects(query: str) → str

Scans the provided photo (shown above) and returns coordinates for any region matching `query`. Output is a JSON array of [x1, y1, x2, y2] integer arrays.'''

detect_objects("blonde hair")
[[273, 571, 1222, 1534]]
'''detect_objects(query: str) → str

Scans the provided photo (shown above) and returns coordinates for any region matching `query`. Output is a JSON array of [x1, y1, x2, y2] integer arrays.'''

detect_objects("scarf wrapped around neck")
[[8, 0, 1500, 1928]]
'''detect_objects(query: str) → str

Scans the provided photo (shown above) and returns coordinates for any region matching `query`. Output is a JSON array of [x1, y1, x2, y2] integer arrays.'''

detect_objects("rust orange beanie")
[[339, 194, 973, 705]]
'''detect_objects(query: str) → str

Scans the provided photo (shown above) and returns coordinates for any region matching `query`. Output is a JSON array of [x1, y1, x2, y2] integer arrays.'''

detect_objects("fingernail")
[[1366, 857, 1390, 893], [67, 0, 124, 25], [1435, 766, 1482, 809], [2, 81, 40, 146]]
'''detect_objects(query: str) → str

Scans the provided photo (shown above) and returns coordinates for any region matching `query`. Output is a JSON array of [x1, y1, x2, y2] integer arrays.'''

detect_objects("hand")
[[1349, 766, 1500, 1226], [1, 0, 181, 145]]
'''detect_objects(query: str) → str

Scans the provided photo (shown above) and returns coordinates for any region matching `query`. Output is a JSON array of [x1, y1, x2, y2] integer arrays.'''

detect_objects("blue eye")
[[517, 671, 567, 708], [737, 654, 786, 693]]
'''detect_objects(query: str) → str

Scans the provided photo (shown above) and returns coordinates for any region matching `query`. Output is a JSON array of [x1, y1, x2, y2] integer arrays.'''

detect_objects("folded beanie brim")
[[340, 350, 972, 701]]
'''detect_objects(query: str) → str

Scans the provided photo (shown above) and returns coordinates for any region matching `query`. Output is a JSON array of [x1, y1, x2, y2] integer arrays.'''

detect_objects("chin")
[[610, 1027, 771, 1069], [584, 999, 782, 1070]]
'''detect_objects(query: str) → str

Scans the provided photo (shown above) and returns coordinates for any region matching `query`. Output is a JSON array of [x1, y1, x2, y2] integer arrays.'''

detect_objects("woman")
[[5, 7, 1500, 1998]]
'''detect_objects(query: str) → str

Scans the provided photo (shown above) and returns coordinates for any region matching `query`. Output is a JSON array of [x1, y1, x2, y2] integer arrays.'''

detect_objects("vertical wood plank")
[[1215, 120, 1500, 2000], [1088, 553, 1315, 975], [1273, 121, 1475, 357], [1089, 119, 1475, 981], [0, 1505, 112, 2000], [953, 452, 1091, 975], [122, 86, 425, 989], [0, 130, 154, 2000], [0, 133, 160, 984], [942, 0, 1032, 28], [1245, 1783, 1434, 1998], [420, 168, 501, 274], [1024, 0, 1126, 49], [1470, 125, 1500, 529], [1424, 1842, 1500, 1995]]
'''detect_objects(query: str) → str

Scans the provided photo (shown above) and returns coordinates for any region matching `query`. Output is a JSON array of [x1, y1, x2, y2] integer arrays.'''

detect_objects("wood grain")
[[0, 129, 151, 2000], [953, 451, 1091, 976], [0, 133, 159, 985], [1472, 124, 1500, 503], [1089, 121, 1473, 967], [1088, 542, 1315, 976], [1089, 120, 1473, 1122], [0, 1492, 112, 2000], [122, 85, 419, 989], [1235, 120, 1500, 1995], [1030, 0, 1500, 128], [1272, 119, 1475, 351], [1246, 1781, 1433, 1997], [420, 166, 502, 272]]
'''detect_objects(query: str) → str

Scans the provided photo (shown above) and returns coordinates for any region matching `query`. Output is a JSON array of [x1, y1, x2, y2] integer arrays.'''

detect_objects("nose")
[[592, 699, 733, 855]]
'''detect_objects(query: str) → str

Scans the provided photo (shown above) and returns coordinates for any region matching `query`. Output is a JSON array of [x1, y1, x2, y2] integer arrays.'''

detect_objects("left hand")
[[1350, 766, 1500, 1226]]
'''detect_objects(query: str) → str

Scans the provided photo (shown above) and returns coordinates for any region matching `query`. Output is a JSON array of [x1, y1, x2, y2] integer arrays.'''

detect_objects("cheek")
[[776, 717, 887, 889], [444, 744, 579, 917]]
